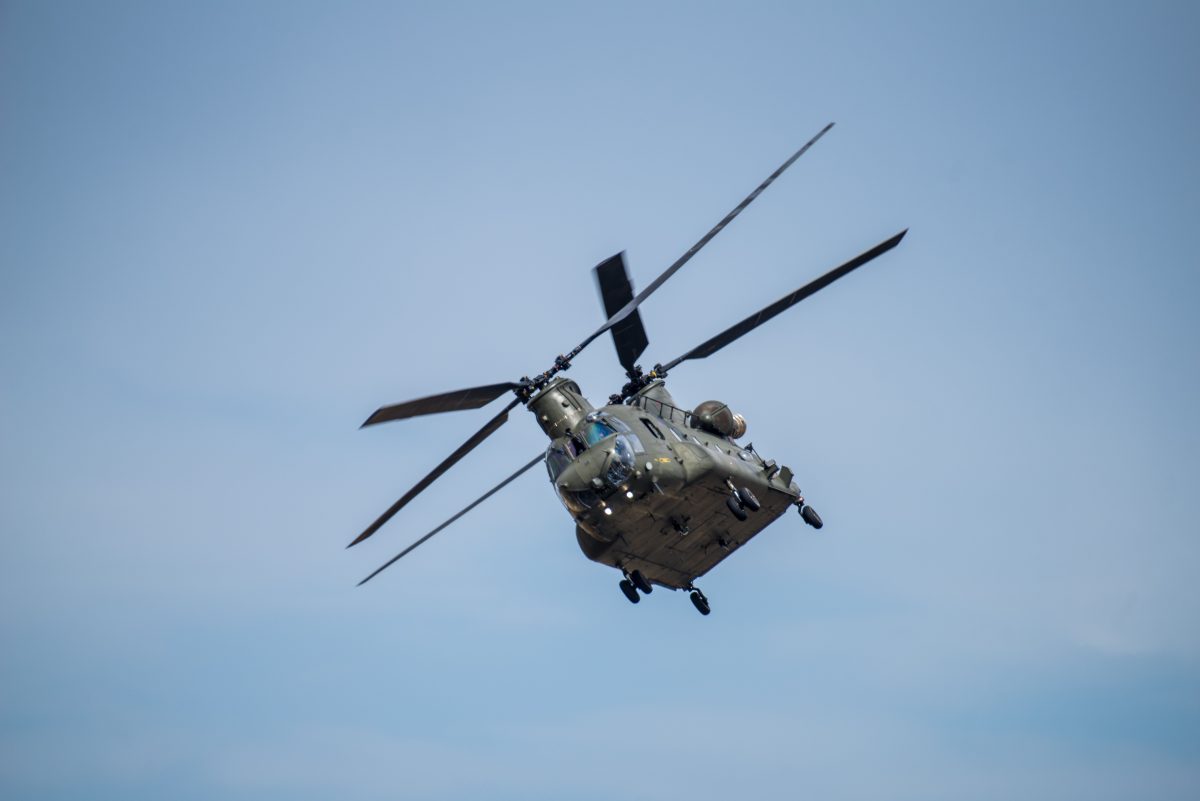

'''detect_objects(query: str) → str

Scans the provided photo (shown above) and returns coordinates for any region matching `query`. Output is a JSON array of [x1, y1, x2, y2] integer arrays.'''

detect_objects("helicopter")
[[348, 122, 906, 615]]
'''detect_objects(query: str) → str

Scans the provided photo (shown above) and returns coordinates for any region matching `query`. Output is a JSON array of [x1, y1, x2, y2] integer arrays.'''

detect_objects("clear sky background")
[[2, 2, 1198, 799]]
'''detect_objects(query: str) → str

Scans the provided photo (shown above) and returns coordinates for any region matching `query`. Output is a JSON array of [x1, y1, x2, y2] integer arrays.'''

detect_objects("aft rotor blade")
[[660, 229, 908, 372], [571, 122, 835, 358], [348, 397, 522, 547], [593, 251, 649, 372], [357, 452, 546, 586], [361, 382, 520, 427]]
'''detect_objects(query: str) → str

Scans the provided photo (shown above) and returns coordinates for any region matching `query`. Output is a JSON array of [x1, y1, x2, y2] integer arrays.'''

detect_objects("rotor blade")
[[660, 229, 908, 372], [593, 251, 649, 372], [570, 122, 835, 359], [347, 397, 522, 547], [357, 452, 546, 586], [361, 382, 520, 427]]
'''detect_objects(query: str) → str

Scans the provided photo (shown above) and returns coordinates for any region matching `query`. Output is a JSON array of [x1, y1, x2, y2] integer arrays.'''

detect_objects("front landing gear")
[[689, 588, 711, 616], [629, 569, 653, 594], [618, 569, 653, 604], [619, 579, 640, 604], [737, 487, 761, 512], [724, 481, 760, 522], [726, 495, 748, 521]]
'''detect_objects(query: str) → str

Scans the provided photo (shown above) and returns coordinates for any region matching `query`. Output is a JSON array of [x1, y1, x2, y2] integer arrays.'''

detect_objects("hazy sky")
[[2, 2, 1198, 799]]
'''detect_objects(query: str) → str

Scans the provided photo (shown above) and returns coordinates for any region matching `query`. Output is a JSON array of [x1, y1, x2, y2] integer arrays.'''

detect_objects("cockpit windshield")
[[579, 419, 617, 447]]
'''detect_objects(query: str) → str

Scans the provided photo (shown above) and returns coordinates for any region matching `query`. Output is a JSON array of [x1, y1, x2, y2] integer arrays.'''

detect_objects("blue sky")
[[1, 2, 1198, 799]]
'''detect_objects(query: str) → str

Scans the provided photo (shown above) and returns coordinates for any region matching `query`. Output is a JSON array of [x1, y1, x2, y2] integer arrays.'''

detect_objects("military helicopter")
[[348, 122, 906, 615]]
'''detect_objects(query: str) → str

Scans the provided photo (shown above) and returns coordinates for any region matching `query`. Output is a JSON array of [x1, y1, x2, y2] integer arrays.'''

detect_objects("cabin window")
[[605, 415, 632, 434], [640, 418, 665, 439], [664, 422, 689, 442]]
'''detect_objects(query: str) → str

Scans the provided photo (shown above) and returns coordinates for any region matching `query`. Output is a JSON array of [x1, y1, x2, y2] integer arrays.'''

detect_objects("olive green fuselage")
[[529, 377, 801, 590]]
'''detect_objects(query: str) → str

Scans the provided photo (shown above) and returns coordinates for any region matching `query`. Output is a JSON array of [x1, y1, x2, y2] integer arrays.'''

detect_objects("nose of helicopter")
[[555, 434, 640, 510], [554, 435, 645, 521], [554, 435, 632, 490], [554, 450, 604, 493]]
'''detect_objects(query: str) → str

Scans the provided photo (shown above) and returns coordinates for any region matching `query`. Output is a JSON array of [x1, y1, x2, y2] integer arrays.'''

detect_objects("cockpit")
[[545, 413, 639, 512], [547, 414, 633, 469]]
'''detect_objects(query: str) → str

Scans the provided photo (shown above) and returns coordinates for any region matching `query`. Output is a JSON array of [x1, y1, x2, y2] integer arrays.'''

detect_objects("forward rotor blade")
[[361, 382, 520, 427], [357, 452, 546, 586], [571, 122, 835, 358], [660, 229, 908, 372], [348, 397, 522, 547], [593, 251, 649, 372]]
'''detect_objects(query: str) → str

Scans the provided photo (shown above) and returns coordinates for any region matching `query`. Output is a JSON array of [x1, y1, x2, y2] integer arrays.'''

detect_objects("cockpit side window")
[[545, 447, 572, 481]]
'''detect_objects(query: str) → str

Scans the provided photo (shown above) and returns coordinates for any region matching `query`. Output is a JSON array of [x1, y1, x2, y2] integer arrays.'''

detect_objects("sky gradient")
[[2, 2, 1198, 799]]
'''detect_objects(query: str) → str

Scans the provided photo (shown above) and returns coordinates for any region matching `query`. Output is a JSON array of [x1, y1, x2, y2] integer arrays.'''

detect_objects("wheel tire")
[[689, 590, 711, 616], [619, 579, 641, 604], [737, 487, 761, 512], [630, 569, 653, 595], [801, 505, 824, 529], [726, 495, 748, 521]]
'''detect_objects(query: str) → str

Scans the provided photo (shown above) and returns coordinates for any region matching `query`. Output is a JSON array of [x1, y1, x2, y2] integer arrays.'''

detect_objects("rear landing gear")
[[801, 504, 823, 529], [689, 588, 711, 616]]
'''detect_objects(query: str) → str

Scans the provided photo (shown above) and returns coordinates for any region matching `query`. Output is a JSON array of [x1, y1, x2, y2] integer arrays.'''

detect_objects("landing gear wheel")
[[737, 487, 761, 512], [629, 569, 653, 595], [801, 505, 824, 529], [619, 579, 640, 604], [726, 495, 748, 521], [689, 590, 711, 616]]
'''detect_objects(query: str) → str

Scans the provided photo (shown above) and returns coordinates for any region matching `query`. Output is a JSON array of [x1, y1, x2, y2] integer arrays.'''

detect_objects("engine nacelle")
[[690, 400, 747, 439]]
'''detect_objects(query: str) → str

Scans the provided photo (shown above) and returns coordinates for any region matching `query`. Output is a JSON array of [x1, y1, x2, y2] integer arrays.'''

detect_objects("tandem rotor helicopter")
[[348, 122, 906, 615]]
